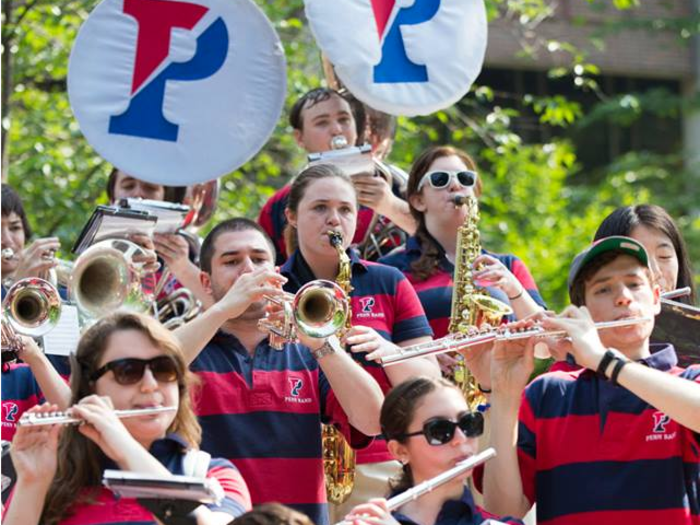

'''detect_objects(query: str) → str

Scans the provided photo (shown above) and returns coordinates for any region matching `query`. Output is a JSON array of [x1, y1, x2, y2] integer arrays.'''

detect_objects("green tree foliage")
[[2, 0, 698, 310]]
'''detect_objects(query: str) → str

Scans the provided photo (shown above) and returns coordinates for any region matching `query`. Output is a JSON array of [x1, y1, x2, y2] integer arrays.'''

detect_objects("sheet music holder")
[[102, 469, 224, 505], [72, 205, 157, 255], [308, 144, 374, 177], [120, 198, 190, 234], [653, 299, 700, 368]]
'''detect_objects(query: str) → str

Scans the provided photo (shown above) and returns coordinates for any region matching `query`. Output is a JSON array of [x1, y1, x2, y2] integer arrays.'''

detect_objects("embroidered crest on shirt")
[[286, 377, 312, 404], [356, 296, 385, 319], [646, 411, 676, 442], [2, 402, 19, 424]]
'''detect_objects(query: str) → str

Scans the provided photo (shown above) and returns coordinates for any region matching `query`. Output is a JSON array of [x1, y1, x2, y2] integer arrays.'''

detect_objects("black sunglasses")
[[90, 356, 180, 385], [398, 412, 484, 445], [417, 170, 478, 191]]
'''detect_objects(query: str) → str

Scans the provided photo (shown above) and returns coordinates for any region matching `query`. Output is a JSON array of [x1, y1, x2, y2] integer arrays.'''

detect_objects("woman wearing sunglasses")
[[344, 376, 523, 525], [379, 145, 546, 341], [3, 312, 251, 525]]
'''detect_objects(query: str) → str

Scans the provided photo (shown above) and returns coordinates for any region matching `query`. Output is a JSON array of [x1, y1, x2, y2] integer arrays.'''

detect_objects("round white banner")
[[68, 0, 286, 185], [305, 0, 487, 117]]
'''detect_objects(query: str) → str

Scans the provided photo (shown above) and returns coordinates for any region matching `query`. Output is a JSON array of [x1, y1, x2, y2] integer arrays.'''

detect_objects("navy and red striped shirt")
[[515, 344, 700, 525], [258, 184, 375, 265], [1, 364, 43, 441], [379, 236, 547, 339], [392, 487, 523, 525], [190, 332, 371, 525], [281, 248, 433, 465], [4, 434, 250, 525]]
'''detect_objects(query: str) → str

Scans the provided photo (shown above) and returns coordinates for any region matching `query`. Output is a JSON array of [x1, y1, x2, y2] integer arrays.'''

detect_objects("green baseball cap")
[[568, 236, 650, 297]]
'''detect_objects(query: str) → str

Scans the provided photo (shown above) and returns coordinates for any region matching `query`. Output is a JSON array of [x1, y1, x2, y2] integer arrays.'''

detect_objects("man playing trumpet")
[[480, 236, 700, 525], [174, 218, 384, 525]]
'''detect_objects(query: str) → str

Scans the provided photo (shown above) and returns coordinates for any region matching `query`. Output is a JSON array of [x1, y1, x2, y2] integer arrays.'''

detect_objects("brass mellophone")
[[380, 317, 653, 366], [335, 448, 496, 525], [18, 406, 177, 427]]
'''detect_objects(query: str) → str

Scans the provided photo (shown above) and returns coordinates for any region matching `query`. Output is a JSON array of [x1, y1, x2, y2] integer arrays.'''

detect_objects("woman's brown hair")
[[41, 312, 201, 525], [283, 163, 357, 255], [406, 146, 482, 281], [381, 376, 459, 494]]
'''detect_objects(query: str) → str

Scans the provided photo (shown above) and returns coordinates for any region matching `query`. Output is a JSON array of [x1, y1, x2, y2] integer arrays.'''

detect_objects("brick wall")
[[484, 0, 694, 80]]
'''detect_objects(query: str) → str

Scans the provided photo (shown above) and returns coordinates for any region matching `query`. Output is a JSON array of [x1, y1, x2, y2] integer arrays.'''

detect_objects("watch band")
[[311, 336, 341, 360]]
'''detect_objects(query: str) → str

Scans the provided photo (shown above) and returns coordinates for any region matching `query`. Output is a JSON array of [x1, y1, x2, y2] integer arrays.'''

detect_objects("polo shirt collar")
[[392, 487, 477, 525], [281, 248, 367, 290], [579, 343, 678, 378]]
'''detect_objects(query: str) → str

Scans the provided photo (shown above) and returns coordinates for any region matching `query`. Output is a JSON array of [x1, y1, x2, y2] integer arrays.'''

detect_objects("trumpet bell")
[[3, 278, 61, 338], [293, 280, 349, 339], [471, 293, 513, 326], [69, 239, 152, 321]]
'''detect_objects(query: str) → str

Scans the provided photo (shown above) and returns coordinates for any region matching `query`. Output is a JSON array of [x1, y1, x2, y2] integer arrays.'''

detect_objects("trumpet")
[[258, 280, 349, 350], [18, 406, 177, 427], [69, 238, 153, 325], [1, 278, 62, 362], [334, 448, 496, 525], [380, 316, 653, 366]]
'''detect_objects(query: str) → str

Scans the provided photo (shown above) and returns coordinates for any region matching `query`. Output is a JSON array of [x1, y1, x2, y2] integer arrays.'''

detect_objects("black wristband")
[[610, 358, 628, 386], [596, 350, 617, 376], [478, 383, 492, 394]]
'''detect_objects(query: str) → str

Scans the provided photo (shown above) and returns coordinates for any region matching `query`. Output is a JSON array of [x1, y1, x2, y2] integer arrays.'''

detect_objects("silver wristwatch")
[[311, 335, 342, 360]]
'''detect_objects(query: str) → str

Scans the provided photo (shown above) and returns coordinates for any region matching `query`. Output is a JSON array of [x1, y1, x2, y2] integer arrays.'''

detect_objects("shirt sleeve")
[[517, 387, 538, 506], [508, 256, 547, 310], [204, 457, 252, 517], [318, 368, 374, 450], [391, 272, 433, 343]]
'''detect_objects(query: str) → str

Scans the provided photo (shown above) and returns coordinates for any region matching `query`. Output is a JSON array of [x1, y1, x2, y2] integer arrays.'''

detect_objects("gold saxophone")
[[322, 231, 356, 505], [449, 196, 513, 408]]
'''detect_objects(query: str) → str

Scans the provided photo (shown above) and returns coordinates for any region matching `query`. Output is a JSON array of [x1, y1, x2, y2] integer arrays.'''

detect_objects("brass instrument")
[[68, 239, 153, 326], [259, 279, 349, 350], [323, 231, 356, 505], [1, 278, 62, 363], [448, 195, 512, 408]]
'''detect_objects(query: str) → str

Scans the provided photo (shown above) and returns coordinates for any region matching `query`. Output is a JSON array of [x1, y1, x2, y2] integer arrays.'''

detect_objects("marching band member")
[[344, 376, 523, 525], [595, 204, 696, 304], [379, 146, 546, 340], [481, 236, 700, 524], [172, 217, 384, 525], [3, 311, 251, 525], [258, 88, 414, 264], [279, 163, 438, 517], [1, 184, 60, 293], [107, 167, 213, 310]]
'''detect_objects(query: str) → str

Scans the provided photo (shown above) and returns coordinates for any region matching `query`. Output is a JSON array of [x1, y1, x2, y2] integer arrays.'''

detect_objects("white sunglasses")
[[416, 170, 478, 191]]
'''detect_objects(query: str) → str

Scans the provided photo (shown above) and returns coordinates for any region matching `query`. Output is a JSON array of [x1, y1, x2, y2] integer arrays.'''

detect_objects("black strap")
[[610, 358, 628, 386], [596, 350, 617, 376]]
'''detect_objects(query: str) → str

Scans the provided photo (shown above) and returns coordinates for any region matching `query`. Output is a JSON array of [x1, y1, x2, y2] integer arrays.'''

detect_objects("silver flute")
[[336, 447, 496, 525], [381, 317, 652, 366], [18, 406, 177, 427]]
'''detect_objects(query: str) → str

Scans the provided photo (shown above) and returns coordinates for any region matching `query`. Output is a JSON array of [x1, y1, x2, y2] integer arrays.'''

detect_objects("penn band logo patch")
[[360, 297, 375, 314], [2, 402, 19, 423], [652, 411, 671, 433], [288, 378, 303, 397]]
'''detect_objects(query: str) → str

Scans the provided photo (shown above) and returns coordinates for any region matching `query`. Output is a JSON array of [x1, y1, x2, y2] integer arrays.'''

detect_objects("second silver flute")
[[335, 447, 496, 525], [381, 317, 652, 366], [18, 406, 177, 427]]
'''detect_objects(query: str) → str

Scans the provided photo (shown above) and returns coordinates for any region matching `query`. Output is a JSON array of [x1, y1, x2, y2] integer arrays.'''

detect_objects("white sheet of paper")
[[42, 304, 80, 356]]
